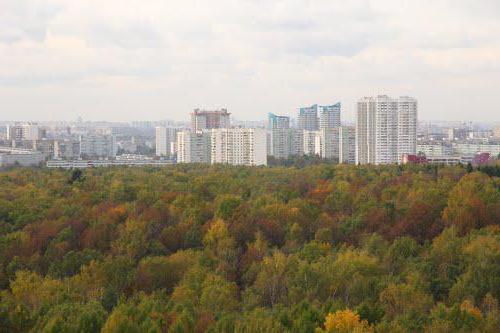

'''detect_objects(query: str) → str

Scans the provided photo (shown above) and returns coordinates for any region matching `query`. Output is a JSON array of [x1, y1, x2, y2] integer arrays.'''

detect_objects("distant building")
[[303, 130, 320, 156], [319, 103, 341, 130], [356, 95, 417, 165], [401, 154, 427, 164], [47, 159, 173, 169], [298, 105, 319, 131], [268, 113, 290, 129], [32, 139, 55, 159], [22, 124, 41, 140], [290, 129, 304, 156], [448, 127, 469, 141], [79, 134, 117, 158], [6, 125, 23, 141], [6, 123, 41, 141], [319, 128, 340, 160], [211, 128, 267, 166], [452, 142, 500, 157], [191, 109, 230, 131], [177, 131, 211, 164], [268, 113, 291, 159], [425, 155, 473, 165], [418, 143, 453, 157], [397, 97, 418, 158], [298, 103, 341, 131], [54, 140, 81, 160], [155, 127, 179, 157], [0, 147, 44, 167], [339, 126, 356, 164], [269, 128, 291, 159], [315, 126, 355, 163]]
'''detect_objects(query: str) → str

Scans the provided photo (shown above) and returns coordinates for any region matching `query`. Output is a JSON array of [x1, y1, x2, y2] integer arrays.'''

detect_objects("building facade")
[[290, 129, 304, 156], [356, 95, 417, 165], [397, 97, 418, 158], [339, 126, 356, 164], [319, 128, 339, 160], [303, 130, 320, 156], [54, 140, 81, 160], [176, 131, 211, 164], [155, 127, 179, 157], [319, 103, 341, 130], [268, 113, 290, 129], [211, 128, 267, 166], [6, 123, 41, 141], [191, 109, 231, 131], [0, 147, 44, 167], [452, 143, 500, 157], [417, 143, 453, 158], [79, 134, 117, 158], [269, 128, 291, 159], [298, 105, 319, 131]]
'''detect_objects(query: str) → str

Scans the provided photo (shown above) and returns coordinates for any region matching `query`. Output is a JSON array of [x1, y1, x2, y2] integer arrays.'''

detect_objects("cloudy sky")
[[1, 0, 499, 122]]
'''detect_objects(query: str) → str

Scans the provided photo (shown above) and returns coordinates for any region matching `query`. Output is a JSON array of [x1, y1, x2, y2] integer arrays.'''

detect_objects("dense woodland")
[[0, 163, 499, 332]]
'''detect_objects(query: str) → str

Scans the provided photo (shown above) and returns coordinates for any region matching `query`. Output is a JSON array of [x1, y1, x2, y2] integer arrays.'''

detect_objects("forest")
[[0, 163, 499, 332]]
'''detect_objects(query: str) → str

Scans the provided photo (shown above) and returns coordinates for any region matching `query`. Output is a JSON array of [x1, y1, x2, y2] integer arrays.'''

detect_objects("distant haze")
[[1, 0, 499, 122]]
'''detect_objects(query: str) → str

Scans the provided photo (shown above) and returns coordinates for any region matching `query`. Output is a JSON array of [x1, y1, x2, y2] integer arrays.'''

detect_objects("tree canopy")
[[0, 163, 499, 332]]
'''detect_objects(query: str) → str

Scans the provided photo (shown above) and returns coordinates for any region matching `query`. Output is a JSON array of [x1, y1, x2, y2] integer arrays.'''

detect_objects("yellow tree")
[[203, 219, 238, 280], [316, 310, 373, 333]]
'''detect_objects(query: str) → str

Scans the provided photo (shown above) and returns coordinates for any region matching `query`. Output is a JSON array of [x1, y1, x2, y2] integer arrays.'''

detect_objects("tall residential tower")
[[319, 103, 341, 129], [298, 105, 319, 131], [268, 113, 290, 129], [356, 95, 417, 165]]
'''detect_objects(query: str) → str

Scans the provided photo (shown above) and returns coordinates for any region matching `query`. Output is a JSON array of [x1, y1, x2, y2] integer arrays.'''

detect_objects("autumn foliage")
[[0, 164, 499, 332]]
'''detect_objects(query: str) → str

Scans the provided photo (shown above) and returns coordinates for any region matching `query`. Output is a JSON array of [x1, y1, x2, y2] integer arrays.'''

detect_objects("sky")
[[1, 0, 499, 122]]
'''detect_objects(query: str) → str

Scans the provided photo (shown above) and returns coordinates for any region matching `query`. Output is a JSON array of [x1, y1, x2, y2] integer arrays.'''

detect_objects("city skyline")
[[1, 1, 500, 122]]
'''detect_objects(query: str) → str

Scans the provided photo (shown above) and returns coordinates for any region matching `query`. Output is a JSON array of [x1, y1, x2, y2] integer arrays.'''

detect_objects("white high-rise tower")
[[356, 95, 417, 165], [397, 96, 418, 158]]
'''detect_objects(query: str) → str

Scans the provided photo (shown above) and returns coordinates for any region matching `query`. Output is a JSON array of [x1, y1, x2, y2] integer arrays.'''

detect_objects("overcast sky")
[[1, 0, 499, 122]]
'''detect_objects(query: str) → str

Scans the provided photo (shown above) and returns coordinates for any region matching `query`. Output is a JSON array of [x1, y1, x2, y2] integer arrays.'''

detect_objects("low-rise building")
[[0, 147, 44, 167], [452, 143, 500, 157]]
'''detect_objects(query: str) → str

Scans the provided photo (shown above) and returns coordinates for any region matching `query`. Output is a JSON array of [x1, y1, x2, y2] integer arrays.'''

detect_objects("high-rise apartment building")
[[397, 97, 418, 158], [339, 126, 356, 164], [303, 130, 320, 156], [290, 129, 304, 156], [268, 113, 292, 159], [319, 103, 341, 129], [298, 105, 319, 131], [269, 129, 291, 159], [356, 95, 417, 165], [155, 127, 179, 157], [268, 128, 307, 159], [316, 126, 355, 163], [268, 113, 290, 129], [299, 102, 341, 131], [211, 128, 267, 166], [177, 130, 211, 164], [191, 109, 230, 131], [319, 128, 340, 160]]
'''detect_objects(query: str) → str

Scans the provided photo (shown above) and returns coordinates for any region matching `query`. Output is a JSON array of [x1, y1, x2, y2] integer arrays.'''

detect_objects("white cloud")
[[0, 0, 499, 121]]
